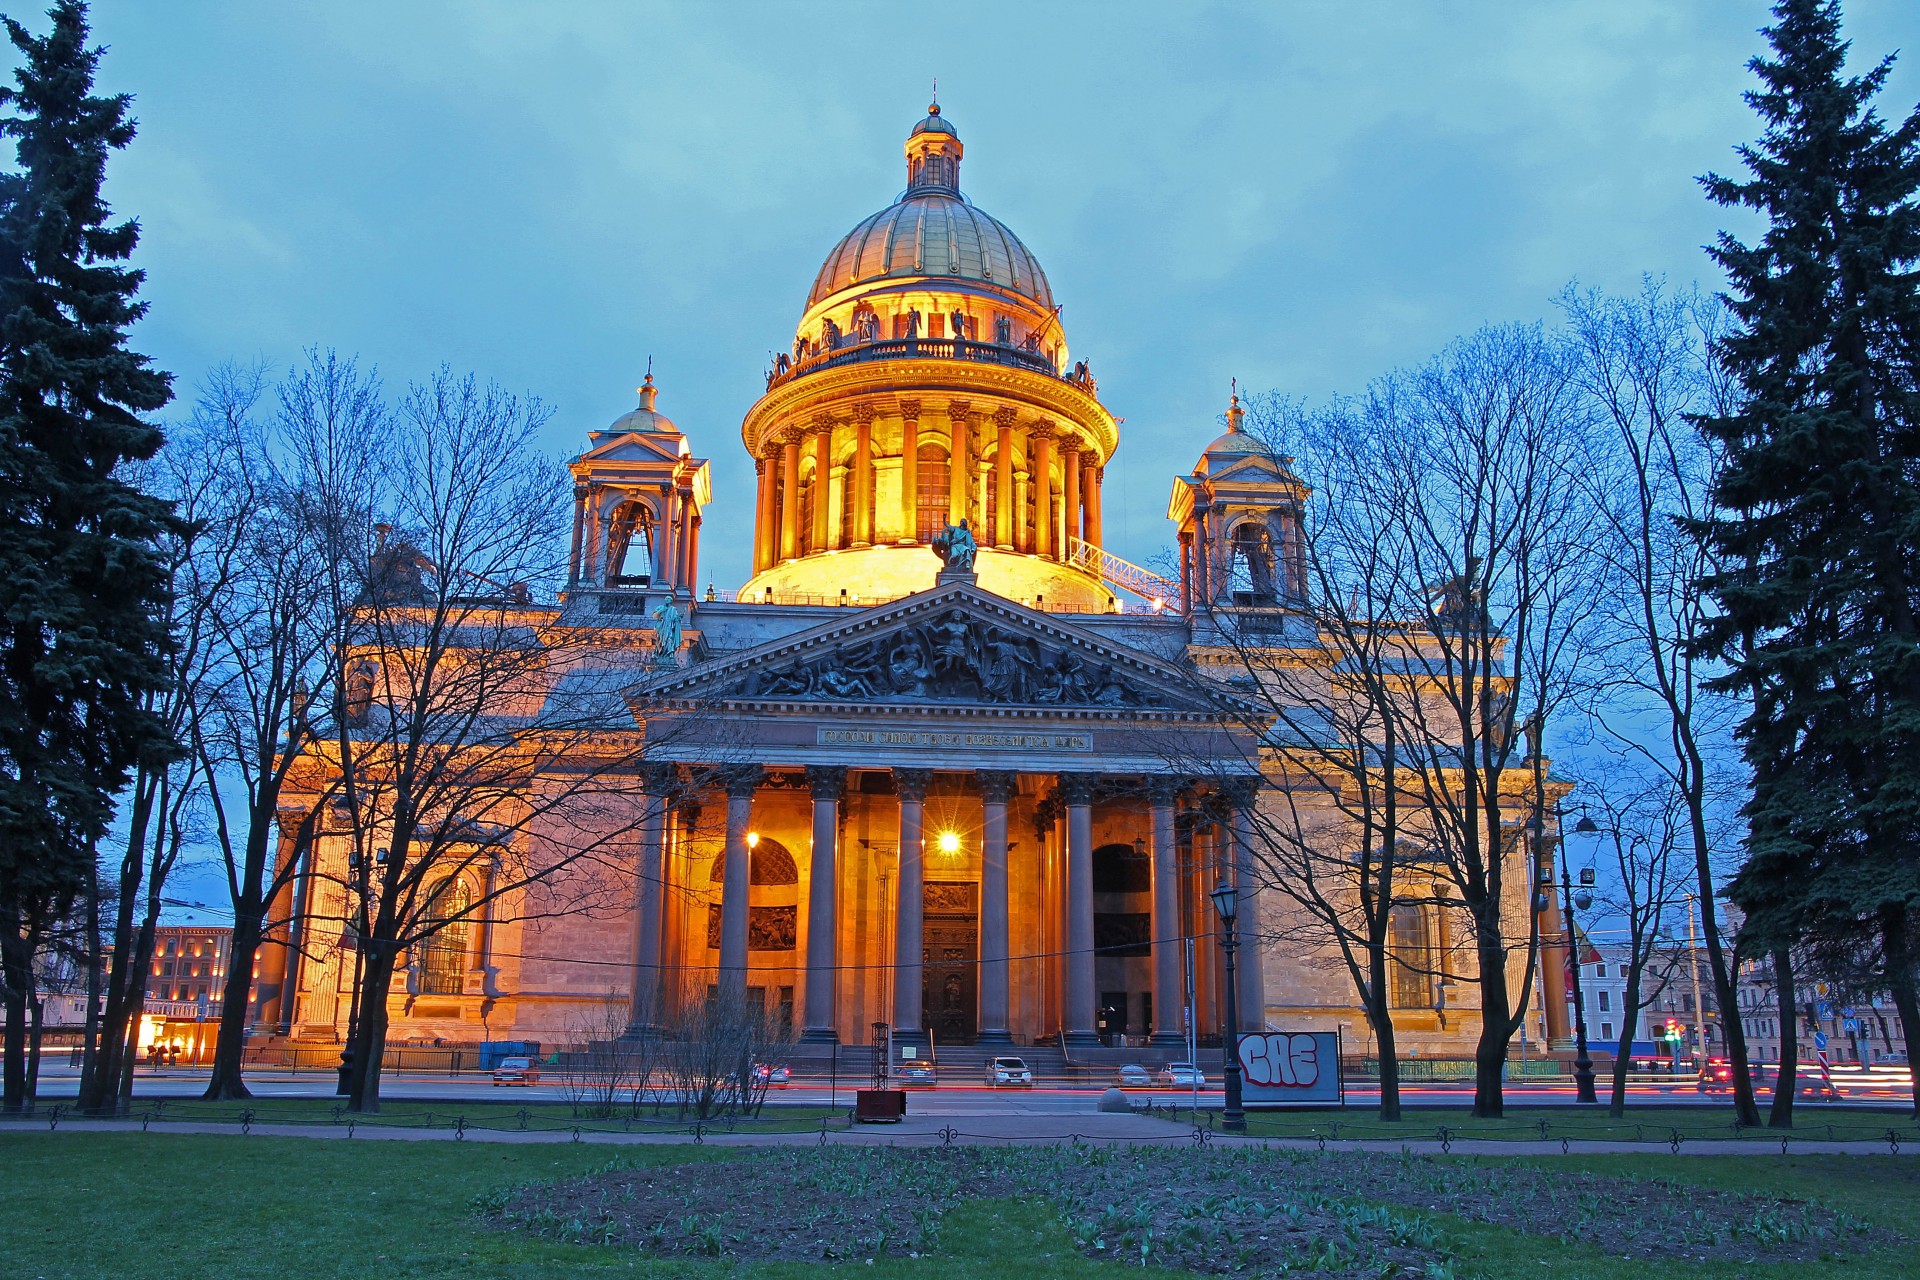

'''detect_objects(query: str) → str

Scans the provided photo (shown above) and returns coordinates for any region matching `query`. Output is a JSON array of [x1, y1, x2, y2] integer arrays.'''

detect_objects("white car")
[[1113, 1063, 1153, 1088], [1157, 1062, 1206, 1088], [984, 1056, 1033, 1087]]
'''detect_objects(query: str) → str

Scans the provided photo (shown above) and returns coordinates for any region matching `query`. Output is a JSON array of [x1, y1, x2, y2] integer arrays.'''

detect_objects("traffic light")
[[1664, 1019, 1682, 1041]]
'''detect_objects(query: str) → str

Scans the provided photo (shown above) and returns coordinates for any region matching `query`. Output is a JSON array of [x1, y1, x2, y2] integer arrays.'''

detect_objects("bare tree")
[[188, 355, 367, 1100], [278, 366, 701, 1114], [656, 973, 789, 1122], [1348, 324, 1602, 1118], [1560, 281, 1760, 1125], [557, 990, 657, 1119], [1571, 766, 1690, 1115], [78, 392, 250, 1114], [1171, 393, 1444, 1122]]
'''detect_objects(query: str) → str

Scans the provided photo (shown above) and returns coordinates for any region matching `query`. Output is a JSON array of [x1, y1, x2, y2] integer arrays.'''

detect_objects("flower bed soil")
[[489, 1146, 1894, 1274]]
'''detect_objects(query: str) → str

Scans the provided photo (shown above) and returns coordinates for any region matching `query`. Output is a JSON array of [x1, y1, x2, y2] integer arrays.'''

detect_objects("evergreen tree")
[[0, 0, 174, 1114], [1695, 0, 1920, 1117]]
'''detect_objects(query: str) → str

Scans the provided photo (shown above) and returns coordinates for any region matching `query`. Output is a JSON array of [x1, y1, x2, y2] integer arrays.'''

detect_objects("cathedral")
[[261, 104, 1560, 1063]]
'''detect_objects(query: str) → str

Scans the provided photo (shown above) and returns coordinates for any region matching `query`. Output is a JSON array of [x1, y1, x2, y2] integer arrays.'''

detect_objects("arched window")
[[418, 878, 471, 996], [1389, 903, 1431, 1010], [1230, 521, 1277, 605], [605, 500, 656, 583], [916, 444, 950, 542]]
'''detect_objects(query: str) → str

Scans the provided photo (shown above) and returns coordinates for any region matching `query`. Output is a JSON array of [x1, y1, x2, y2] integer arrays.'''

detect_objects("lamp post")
[[1563, 816, 1598, 1104], [337, 845, 384, 1097], [1210, 877, 1245, 1133]]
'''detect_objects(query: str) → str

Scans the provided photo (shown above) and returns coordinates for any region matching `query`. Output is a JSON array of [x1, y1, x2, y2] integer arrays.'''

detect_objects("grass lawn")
[[0, 1131, 1911, 1280], [42, 1095, 852, 1135], [1232, 1102, 1914, 1147]]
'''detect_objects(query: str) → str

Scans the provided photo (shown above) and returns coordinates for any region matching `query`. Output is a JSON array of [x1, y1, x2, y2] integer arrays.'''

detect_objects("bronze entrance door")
[[923, 881, 979, 1044]]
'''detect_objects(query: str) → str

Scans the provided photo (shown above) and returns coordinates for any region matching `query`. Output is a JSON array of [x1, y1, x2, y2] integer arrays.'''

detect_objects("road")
[[28, 1065, 1916, 1115]]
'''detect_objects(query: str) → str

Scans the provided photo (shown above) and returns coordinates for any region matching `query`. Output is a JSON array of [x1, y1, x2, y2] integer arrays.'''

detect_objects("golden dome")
[[805, 106, 1054, 314]]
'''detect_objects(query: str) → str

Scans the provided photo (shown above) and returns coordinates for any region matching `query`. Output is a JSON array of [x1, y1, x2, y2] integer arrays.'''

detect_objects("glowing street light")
[[936, 831, 961, 855]]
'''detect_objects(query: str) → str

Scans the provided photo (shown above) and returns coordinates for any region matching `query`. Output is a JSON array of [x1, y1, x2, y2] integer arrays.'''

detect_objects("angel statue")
[[931, 518, 978, 574]]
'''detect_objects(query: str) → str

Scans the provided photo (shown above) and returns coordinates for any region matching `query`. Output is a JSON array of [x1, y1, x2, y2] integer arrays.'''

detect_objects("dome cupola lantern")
[[905, 101, 962, 194]]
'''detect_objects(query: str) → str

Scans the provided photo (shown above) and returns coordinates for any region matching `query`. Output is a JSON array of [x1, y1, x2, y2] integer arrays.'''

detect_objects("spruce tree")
[[1695, 0, 1920, 1118], [0, 0, 174, 1113]]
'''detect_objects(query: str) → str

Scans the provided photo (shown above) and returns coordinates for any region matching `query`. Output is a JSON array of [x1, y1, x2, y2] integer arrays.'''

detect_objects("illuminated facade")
[[272, 105, 1559, 1061]]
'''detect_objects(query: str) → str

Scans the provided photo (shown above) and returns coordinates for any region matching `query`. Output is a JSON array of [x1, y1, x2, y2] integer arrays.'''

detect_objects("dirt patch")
[[488, 1146, 1891, 1274]]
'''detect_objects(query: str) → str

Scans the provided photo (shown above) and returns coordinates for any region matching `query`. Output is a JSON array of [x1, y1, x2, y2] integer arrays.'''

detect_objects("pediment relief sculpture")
[[732, 609, 1156, 708]]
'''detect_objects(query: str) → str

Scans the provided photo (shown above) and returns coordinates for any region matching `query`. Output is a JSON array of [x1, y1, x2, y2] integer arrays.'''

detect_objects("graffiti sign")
[[1236, 1031, 1344, 1106]]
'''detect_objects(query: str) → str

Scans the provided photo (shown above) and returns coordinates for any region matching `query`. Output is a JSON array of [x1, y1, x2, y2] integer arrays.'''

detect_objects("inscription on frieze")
[[817, 728, 1092, 751]]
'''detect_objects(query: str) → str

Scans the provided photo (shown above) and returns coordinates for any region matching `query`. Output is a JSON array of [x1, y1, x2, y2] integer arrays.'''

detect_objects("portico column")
[[1178, 531, 1194, 613], [568, 484, 588, 584], [628, 763, 672, 1032], [852, 404, 874, 548], [801, 766, 845, 1042], [656, 488, 679, 593], [252, 810, 311, 1033], [779, 433, 801, 561], [892, 769, 930, 1032], [1060, 441, 1081, 552], [1061, 773, 1099, 1044], [1228, 778, 1266, 1029], [898, 401, 920, 544], [994, 409, 1015, 549], [1031, 425, 1055, 559], [752, 460, 771, 572], [1192, 501, 1212, 606], [718, 768, 762, 1000], [1148, 779, 1185, 1044], [1086, 463, 1105, 549], [947, 402, 971, 526], [810, 422, 833, 552], [977, 770, 1015, 1044]]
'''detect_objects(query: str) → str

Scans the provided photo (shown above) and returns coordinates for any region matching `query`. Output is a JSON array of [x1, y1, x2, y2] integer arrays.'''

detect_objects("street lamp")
[[1563, 814, 1598, 1104], [1210, 877, 1246, 1133]]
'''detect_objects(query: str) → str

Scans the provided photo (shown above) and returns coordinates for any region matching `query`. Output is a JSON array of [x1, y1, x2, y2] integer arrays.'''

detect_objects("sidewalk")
[[3, 1112, 1912, 1156]]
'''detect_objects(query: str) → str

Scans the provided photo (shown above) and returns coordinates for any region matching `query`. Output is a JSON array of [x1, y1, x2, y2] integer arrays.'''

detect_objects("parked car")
[[1157, 1062, 1206, 1088], [754, 1063, 791, 1087], [1113, 1063, 1153, 1088], [896, 1058, 939, 1087], [984, 1056, 1033, 1087], [491, 1056, 540, 1086]]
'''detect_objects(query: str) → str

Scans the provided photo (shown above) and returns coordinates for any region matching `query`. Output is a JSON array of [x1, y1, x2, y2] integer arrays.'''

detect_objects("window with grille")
[[916, 445, 950, 542], [1389, 903, 1432, 1009], [418, 878, 470, 996]]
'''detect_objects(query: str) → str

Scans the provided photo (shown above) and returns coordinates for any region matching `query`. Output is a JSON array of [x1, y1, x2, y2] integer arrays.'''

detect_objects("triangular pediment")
[[575, 431, 686, 467], [644, 582, 1222, 715], [1208, 453, 1300, 487]]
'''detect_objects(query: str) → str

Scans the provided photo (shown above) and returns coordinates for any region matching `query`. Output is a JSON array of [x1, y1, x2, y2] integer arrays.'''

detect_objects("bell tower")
[[1167, 390, 1308, 614], [567, 373, 712, 603]]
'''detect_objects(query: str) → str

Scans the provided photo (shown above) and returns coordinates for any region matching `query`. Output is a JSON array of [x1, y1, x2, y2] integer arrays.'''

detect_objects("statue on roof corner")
[[931, 518, 977, 575], [649, 598, 684, 666]]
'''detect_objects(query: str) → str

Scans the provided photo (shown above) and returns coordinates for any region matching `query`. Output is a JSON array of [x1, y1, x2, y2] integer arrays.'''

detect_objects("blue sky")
[[74, 0, 1915, 588], [23, 2, 1915, 922]]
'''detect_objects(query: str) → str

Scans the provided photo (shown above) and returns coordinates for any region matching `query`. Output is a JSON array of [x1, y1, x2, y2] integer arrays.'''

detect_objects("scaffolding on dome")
[[1066, 537, 1183, 614]]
